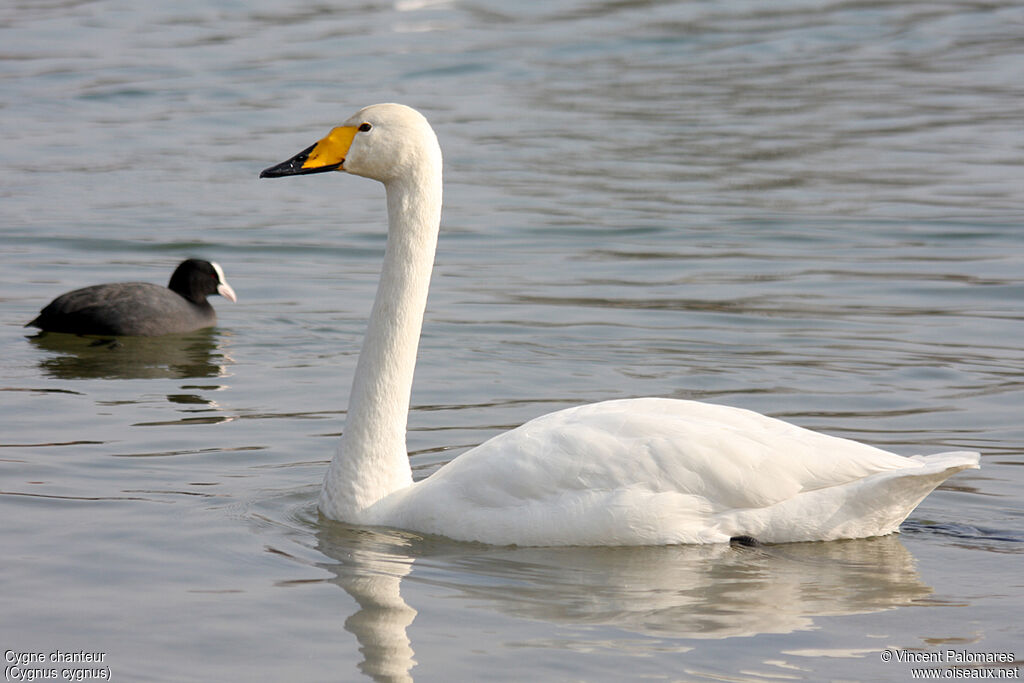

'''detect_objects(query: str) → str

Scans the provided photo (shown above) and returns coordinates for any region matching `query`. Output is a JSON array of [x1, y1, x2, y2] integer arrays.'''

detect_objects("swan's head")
[[260, 103, 441, 185]]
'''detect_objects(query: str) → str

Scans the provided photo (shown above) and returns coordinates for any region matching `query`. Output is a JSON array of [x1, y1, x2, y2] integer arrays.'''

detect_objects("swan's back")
[[373, 398, 979, 545]]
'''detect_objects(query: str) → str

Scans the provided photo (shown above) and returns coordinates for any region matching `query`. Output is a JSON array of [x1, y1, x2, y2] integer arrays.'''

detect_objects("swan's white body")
[[262, 103, 979, 546]]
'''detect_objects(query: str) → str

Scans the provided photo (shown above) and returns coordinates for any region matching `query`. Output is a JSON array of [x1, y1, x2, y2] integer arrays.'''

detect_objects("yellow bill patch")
[[303, 125, 359, 171]]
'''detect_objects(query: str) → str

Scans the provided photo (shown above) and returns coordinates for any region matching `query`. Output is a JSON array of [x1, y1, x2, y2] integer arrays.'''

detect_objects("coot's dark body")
[[27, 259, 236, 336]]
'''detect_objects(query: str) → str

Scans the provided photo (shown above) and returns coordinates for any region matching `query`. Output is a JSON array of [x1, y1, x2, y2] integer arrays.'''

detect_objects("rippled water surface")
[[2, 1, 1023, 681]]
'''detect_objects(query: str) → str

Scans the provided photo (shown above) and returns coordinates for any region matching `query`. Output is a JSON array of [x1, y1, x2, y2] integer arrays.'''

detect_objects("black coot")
[[26, 259, 237, 336]]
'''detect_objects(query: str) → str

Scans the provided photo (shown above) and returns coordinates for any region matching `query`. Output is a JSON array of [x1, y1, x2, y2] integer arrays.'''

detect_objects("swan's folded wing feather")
[[373, 399, 976, 545], [429, 398, 916, 510]]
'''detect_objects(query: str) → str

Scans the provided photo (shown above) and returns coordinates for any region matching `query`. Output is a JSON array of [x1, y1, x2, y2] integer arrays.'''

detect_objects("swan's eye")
[[358, 122, 372, 132]]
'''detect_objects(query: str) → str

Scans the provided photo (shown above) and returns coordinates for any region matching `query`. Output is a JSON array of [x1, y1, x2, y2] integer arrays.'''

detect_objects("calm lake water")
[[2, 0, 1023, 681]]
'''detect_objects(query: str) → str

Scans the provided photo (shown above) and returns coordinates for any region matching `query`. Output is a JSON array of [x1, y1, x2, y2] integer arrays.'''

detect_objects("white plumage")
[[261, 103, 979, 546]]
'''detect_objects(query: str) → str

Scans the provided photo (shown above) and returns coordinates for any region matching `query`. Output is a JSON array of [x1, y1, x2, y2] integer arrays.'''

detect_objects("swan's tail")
[[722, 450, 980, 544], [908, 450, 981, 473], [826, 450, 980, 541]]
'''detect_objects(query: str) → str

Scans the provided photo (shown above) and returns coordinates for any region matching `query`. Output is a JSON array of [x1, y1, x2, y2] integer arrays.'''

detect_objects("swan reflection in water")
[[312, 524, 934, 681]]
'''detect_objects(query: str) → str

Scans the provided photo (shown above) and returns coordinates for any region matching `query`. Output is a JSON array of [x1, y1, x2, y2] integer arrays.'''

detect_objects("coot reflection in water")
[[28, 328, 233, 380]]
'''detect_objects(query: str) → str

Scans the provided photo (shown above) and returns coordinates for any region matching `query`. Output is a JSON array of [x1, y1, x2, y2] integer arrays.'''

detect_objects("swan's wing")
[[381, 398, 978, 545], [425, 398, 915, 505]]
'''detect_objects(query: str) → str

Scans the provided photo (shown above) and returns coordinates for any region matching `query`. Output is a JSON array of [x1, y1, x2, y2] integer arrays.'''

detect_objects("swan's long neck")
[[319, 161, 442, 521]]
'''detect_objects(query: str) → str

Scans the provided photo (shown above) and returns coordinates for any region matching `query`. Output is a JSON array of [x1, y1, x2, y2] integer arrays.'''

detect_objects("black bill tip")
[[260, 143, 342, 178]]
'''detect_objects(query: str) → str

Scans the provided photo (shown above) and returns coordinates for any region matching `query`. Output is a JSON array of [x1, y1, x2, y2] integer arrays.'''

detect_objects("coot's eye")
[[358, 122, 372, 132]]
